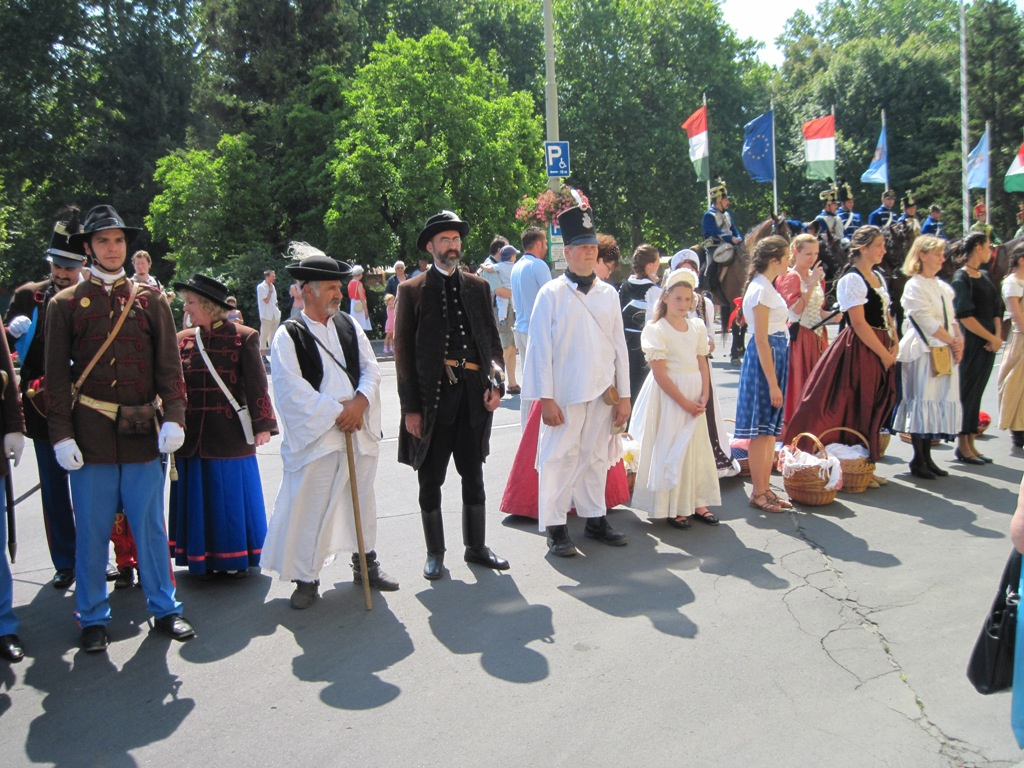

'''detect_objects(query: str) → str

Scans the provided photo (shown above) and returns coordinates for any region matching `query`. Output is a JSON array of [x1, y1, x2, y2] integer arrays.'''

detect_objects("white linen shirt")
[[897, 275, 956, 363], [742, 274, 788, 337], [522, 275, 630, 405], [270, 312, 381, 471]]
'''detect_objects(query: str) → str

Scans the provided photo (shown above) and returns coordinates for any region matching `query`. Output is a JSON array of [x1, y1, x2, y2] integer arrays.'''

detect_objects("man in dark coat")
[[394, 210, 509, 580]]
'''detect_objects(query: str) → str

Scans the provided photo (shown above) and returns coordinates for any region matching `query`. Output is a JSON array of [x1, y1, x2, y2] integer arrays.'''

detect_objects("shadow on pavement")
[[416, 568, 553, 683]]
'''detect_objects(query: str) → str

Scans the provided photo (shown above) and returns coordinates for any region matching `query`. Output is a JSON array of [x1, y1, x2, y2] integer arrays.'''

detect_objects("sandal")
[[749, 492, 784, 513], [764, 490, 794, 509], [689, 508, 720, 526]]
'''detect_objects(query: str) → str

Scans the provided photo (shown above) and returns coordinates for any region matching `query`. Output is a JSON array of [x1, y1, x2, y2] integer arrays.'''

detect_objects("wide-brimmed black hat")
[[173, 274, 232, 309], [558, 205, 598, 246], [46, 212, 87, 268], [417, 210, 469, 252], [285, 254, 353, 282], [70, 204, 143, 246]]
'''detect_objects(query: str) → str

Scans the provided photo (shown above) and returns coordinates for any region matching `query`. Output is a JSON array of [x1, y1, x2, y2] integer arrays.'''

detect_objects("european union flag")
[[742, 111, 774, 183]]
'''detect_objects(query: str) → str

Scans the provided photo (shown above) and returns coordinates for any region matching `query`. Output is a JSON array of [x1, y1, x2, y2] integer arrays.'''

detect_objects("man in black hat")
[[837, 181, 861, 239], [898, 190, 921, 237], [522, 204, 631, 557], [45, 204, 193, 651], [5, 212, 85, 589], [260, 242, 397, 607], [394, 210, 509, 580], [813, 183, 844, 242]]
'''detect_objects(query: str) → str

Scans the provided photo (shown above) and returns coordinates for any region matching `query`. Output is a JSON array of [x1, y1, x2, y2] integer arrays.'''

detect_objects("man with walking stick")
[[261, 245, 397, 609]]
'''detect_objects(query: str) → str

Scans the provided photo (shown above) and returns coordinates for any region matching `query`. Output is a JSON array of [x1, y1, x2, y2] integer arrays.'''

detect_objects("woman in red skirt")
[[783, 226, 898, 476], [776, 234, 829, 427]]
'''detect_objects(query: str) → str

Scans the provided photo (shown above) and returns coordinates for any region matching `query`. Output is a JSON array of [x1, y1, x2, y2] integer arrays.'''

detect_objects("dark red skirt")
[[499, 400, 631, 518], [782, 326, 897, 462]]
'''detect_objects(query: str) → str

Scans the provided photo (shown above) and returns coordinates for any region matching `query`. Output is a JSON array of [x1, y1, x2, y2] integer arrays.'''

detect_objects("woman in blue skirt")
[[734, 236, 792, 513], [169, 275, 278, 577]]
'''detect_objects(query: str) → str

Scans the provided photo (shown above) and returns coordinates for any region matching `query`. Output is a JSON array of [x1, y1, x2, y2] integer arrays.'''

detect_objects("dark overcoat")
[[394, 267, 503, 470], [5, 278, 53, 440]]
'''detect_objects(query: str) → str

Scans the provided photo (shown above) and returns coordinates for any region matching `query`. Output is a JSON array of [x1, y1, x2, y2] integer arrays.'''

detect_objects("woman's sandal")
[[749, 492, 784, 513], [764, 489, 794, 509], [689, 508, 720, 526]]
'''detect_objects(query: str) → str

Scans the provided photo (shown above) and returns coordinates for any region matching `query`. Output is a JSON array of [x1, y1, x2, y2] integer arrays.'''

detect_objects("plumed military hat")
[[558, 205, 598, 246], [902, 190, 917, 210], [70, 204, 142, 246], [173, 274, 232, 309], [710, 179, 730, 202], [838, 181, 854, 203], [417, 210, 469, 252], [46, 209, 87, 268], [819, 183, 839, 204]]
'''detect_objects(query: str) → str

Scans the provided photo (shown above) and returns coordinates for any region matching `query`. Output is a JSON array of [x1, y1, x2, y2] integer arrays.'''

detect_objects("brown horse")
[[989, 236, 1024, 289], [881, 220, 917, 333]]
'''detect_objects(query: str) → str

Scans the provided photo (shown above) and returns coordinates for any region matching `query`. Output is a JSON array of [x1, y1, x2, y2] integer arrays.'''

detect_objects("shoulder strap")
[[71, 281, 139, 400], [193, 328, 244, 414], [287, 316, 360, 390]]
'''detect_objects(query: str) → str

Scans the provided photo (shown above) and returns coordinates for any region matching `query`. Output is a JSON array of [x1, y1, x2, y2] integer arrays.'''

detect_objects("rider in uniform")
[[868, 189, 898, 229], [921, 204, 946, 240], [897, 191, 921, 237], [701, 180, 742, 298], [837, 181, 861, 240], [813, 182, 845, 243]]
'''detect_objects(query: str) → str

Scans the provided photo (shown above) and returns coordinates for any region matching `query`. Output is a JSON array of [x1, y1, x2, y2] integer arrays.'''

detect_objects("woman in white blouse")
[[998, 244, 1024, 447], [892, 236, 964, 478], [784, 226, 898, 477], [733, 236, 792, 513]]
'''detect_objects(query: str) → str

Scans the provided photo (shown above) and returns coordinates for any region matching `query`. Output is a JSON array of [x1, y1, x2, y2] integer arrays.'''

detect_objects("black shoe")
[[153, 614, 195, 641], [0, 634, 24, 662], [105, 563, 119, 581], [909, 461, 936, 479], [53, 568, 75, 589], [464, 547, 510, 571], [421, 508, 446, 580], [923, 458, 949, 477], [584, 516, 628, 546], [667, 516, 691, 530], [423, 552, 445, 581], [81, 625, 109, 653], [1013, 431, 1024, 448], [976, 453, 994, 463], [352, 552, 400, 591], [547, 525, 579, 557], [954, 449, 986, 465], [114, 567, 136, 590]]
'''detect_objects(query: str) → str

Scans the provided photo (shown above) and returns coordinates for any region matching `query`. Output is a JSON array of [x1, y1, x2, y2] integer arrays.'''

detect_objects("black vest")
[[284, 314, 360, 391]]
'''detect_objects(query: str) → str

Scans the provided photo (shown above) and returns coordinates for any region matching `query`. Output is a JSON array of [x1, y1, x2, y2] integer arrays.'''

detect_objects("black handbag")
[[967, 549, 1022, 694]]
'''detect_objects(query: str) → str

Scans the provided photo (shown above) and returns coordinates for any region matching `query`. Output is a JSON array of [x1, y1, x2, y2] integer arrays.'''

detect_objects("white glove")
[[54, 438, 84, 471], [3, 433, 24, 467], [158, 421, 185, 453], [7, 315, 31, 338]]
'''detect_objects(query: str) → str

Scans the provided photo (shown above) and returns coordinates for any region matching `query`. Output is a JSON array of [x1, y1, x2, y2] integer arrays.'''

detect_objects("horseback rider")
[[897, 190, 921, 238], [838, 181, 861, 239], [921, 204, 946, 240], [868, 189, 898, 229], [814, 182, 845, 244], [701, 179, 742, 297]]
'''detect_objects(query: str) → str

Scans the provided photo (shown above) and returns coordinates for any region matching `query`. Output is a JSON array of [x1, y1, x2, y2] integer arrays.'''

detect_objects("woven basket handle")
[[817, 426, 869, 450], [790, 431, 826, 457]]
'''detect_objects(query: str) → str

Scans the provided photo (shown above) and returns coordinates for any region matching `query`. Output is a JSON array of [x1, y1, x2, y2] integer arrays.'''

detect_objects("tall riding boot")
[[421, 509, 446, 580], [922, 438, 948, 477], [908, 436, 935, 479], [462, 505, 510, 570]]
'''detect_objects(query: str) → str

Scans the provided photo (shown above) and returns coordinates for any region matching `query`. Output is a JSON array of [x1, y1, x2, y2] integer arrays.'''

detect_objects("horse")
[[989, 236, 1024, 289], [881, 220, 917, 333]]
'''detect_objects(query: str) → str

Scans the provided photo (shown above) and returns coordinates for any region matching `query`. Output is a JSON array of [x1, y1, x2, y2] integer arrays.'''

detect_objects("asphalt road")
[[1, 338, 1023, 767]]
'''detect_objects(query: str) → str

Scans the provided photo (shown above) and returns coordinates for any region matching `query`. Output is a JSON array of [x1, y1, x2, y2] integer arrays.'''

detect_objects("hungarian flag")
[[1005, 139, 1024, 193], [802, 115, 835, 180], [682, 106, 709, 182]]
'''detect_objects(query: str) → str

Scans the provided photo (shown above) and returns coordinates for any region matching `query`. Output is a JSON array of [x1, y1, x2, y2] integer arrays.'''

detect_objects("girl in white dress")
[[631, 269, 721, 529]]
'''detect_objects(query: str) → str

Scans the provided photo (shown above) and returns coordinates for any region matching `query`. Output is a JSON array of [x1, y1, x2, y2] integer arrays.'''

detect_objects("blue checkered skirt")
[[734, 332, 789, 439]]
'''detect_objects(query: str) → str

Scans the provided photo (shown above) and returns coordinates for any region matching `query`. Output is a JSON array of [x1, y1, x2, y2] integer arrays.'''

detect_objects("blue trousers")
[[0, 490, 16, 636], [34, 439, 76, 571], [70, 461, 181, 627]]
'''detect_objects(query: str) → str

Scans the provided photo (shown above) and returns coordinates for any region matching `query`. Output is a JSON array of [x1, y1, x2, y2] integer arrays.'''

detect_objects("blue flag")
[[967, 129, 989, 190], [742, 111, 774, 182], [861, 125, 888, 185]]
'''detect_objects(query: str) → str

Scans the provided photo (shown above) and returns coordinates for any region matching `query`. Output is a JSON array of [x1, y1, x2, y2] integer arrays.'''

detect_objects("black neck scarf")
[[566, 270, 596, 295]]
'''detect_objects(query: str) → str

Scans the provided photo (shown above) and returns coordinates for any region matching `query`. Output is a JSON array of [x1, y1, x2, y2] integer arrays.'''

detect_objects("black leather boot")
[[462, 504, 510, 570], [909, 436, 936, 479], [546, 524, 578, 557], [922, 439, 948, 477], [352, 551, 400, 591], [421, 509, 446, 580], [730, 322, 746, 366], [584, 515, 628, 545]]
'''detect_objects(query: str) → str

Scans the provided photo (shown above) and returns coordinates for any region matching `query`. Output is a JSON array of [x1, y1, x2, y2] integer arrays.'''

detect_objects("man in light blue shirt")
[[510, 226, 550, 428]]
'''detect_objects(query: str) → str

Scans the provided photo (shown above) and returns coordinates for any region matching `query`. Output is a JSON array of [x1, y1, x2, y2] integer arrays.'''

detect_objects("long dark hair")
[[951, 230, 989, 267], [631, 244, 660, 277], [741, 235, 788, 297], [848, 225, 883, 264]]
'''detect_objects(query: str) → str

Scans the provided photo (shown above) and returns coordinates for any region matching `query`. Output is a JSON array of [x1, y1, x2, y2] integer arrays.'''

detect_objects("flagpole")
[[960, 0, 970, 233], [984, 119, 991, 225], [770, 100, 778, 215], [703, 92, 710, 208], [881, 109, 888, 188]]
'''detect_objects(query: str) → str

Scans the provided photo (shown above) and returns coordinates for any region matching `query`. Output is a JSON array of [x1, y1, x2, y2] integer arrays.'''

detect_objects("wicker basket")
[[878, 432, 891, 457], [819, 427, 875, 493], [725, 418, 752, 476], [782, 432, 838, 506]]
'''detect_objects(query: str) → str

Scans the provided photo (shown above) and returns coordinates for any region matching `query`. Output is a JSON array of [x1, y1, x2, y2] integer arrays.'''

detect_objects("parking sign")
[[545, 141, 570, 178]]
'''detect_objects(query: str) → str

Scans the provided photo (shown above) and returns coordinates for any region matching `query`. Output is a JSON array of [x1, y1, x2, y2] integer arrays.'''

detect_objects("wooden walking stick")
[[345, 431, 372, 611]]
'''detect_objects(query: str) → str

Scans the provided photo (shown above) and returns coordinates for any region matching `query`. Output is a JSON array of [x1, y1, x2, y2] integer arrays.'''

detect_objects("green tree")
[[325, 29, 545, 264]]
